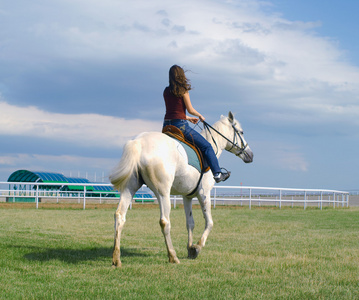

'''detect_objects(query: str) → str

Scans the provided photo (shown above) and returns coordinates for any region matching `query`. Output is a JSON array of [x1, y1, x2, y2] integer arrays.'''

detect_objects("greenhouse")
[[7, 170, 116, 202]]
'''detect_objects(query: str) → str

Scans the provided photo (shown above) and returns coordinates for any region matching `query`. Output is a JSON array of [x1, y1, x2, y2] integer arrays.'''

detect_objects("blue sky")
[[1, 0, 358, 191]]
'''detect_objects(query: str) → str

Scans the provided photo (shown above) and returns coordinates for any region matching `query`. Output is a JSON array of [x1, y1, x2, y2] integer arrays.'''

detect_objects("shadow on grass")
[[19, 246, 148, 264]]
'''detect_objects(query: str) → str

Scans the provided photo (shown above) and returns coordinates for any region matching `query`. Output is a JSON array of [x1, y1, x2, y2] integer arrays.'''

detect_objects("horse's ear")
[[228, 111, 234, 123]]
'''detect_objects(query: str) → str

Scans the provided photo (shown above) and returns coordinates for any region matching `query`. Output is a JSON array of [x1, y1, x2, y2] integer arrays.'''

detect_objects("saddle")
[[162, 125, 210, 173]]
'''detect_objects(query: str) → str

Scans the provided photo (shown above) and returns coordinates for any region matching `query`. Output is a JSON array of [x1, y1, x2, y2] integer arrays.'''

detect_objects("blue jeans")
[[163, 119, 221, 174]]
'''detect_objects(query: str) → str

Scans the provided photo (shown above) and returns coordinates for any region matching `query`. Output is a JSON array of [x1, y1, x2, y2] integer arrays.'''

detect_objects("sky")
[[1, 0, 359, 191]]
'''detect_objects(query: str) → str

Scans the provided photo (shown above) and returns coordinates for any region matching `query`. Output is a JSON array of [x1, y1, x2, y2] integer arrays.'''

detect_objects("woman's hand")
[[198, 114, 205, 122], [187, 116, 199, 124]]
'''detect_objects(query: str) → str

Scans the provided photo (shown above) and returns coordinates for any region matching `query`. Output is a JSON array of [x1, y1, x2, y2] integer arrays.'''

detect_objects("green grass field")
[[0, 205, 358, 299]]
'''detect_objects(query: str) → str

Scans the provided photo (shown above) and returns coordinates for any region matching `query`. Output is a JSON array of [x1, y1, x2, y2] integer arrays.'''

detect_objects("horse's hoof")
[[112, 260, 122, 268], [188, 245, 200, 259], [169, 256, 180, 264]]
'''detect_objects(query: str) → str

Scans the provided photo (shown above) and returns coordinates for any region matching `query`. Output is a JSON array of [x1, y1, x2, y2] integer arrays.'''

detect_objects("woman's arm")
[[183, 92, 205, 122]]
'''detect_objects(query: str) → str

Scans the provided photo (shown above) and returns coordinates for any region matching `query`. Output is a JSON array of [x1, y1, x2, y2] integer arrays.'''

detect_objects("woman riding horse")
[[163, 65, 231, 183]]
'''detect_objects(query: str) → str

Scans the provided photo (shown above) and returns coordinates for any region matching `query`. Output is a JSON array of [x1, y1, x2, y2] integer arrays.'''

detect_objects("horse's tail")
[[110, 139, 142, 191]]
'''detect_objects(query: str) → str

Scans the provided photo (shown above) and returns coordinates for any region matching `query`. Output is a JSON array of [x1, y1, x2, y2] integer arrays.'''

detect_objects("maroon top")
[[163, 87, 186, 120]]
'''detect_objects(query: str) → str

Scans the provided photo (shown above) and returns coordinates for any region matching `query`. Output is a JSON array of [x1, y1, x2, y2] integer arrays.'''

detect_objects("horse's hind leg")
[[112, 177, 141, 267], [183, 196, 196, 258]]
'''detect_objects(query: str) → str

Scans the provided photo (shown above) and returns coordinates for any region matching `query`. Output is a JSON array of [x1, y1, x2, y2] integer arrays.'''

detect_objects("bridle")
[[202, 121, 248, 156]]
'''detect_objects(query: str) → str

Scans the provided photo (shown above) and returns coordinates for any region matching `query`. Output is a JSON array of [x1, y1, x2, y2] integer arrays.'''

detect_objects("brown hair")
[[168, 65, 192, 97]]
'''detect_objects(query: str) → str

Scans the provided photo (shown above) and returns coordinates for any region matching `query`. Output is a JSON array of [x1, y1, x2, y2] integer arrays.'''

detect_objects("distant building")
[[6, 169, 153, 202], [7, 169, 116, 202]]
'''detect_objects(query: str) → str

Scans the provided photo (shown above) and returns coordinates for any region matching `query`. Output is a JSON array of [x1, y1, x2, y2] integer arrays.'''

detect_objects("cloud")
[[253, 140, 309, 172], [0, 101, 161, 148], [276, 149, 309, 172], [2, 0, 359, 112], [2, 0, 358, 129], [1, 0, 358, 132]]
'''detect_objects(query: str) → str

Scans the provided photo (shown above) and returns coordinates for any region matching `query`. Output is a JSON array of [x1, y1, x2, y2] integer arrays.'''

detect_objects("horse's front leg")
[[183, 196, 196, 258], [190, 189, 214, 258], [157, 192, 180, 264]]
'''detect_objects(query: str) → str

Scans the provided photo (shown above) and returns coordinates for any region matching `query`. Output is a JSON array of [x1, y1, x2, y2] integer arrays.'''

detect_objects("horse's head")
[[222, 112, 253, 163]]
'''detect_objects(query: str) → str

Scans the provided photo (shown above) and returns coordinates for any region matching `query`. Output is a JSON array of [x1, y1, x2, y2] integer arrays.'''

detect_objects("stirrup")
[[214, 168, 231, 183]]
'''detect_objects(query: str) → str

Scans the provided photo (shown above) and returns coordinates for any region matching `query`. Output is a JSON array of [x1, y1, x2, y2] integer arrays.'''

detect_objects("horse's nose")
[[244, 147, 253, 163]]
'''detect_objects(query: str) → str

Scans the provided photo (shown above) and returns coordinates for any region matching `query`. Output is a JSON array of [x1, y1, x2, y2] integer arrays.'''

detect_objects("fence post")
[[279, 190, 282, 209], [213, 187, 216, 209], [304, 191, 307, 210], [320, 191, 323, 210], [36, 184, 39, 209], [249, 188, 252, 210], [83, 186, 86, 210]]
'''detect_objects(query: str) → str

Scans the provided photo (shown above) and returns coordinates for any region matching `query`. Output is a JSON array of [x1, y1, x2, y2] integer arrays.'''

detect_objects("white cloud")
[[0, 101, 161, 148], [3, 0, 358, 133], [4, 0, 359, 89], [254, 140, 309, 172], [2, 0, 359, 128], [276, 150, 309, 172]]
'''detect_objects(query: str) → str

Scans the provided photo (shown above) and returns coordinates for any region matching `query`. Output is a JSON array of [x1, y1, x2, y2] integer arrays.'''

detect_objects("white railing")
[[210, 186, 349, 209], [1, 181, 118, 210], [0, 181, 349, 210]]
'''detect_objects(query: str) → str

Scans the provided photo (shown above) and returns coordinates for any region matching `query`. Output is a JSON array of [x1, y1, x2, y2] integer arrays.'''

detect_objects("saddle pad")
[[172, 138, 202, 173]]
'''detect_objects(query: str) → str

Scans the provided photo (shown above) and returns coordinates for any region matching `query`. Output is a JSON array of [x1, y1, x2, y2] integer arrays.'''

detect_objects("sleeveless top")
[[163, 87, 186, 120]]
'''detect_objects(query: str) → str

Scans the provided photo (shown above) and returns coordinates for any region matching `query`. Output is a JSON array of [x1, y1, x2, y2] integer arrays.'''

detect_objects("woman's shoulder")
[[163, 86, 171, 96]]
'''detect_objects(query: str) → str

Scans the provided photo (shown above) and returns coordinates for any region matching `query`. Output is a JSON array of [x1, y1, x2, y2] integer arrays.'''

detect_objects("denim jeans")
[[163, 119, 221, 174]]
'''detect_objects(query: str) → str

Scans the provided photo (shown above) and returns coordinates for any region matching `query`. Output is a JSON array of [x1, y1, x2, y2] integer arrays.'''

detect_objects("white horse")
[[110, 112, 253, 267]]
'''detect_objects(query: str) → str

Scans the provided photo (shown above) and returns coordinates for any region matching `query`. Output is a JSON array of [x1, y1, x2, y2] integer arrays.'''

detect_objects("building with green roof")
[[6, 169, 153, 203], [7, 170, 116, 202]]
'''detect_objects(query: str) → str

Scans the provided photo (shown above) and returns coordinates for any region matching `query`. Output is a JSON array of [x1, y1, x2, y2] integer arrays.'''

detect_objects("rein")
[[186, 119, 247, 197], [202, 121, 247, 156]]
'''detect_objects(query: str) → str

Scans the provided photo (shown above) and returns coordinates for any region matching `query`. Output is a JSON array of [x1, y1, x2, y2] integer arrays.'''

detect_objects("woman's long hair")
[[169, 65, 192, 97]]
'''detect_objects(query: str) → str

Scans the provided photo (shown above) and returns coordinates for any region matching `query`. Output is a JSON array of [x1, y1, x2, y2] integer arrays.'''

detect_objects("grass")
[[0, 205, 358, 299]]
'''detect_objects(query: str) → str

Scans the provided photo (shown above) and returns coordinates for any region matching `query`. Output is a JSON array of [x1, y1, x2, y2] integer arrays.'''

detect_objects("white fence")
[[211, 186, 349, 209], [0, 181, 350, 210]]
